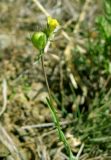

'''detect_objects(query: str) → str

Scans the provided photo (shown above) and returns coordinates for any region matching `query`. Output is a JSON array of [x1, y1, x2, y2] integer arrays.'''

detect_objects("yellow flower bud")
[[47, 16, 60, 33], [31, 32, 47, 50]]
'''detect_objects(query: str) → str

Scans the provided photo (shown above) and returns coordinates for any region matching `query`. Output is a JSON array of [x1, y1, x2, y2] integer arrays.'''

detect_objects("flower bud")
[[47, 16, 60, 33], [31, 32, 47, 50]]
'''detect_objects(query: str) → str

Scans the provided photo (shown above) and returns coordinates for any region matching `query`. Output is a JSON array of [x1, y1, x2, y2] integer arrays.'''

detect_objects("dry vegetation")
[[0, 0, 111, 160]]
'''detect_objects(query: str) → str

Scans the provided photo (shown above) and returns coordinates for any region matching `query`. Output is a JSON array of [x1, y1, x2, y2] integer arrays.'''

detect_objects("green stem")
[[41, 52, 76, 160], [41, 55, 60, 125], [41, 56, 51, 99]]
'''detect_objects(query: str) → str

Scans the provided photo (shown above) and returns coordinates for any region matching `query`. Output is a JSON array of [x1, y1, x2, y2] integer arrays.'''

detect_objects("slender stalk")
[[41, 54, 76, 160], [30, 14, 76, 160], [41, 56, 51, 98], [41, 54, 62, 132], [41, 55, 60, 124]]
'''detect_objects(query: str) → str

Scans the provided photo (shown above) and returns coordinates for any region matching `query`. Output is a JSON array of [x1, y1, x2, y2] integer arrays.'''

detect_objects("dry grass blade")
[[73, 0, 92, 34], [36, 137, 50, 160], [21, 120, 72, 129], [0, 79, 7, 117], [64, 0, 92, 101], [0, 123, 24, 160], [76, 143, 84, 159], [32, 0, 50, 17]]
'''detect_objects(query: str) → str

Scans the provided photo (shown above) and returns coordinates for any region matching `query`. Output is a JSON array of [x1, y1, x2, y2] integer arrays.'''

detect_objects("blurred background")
[[0, 0, 111, 160]]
